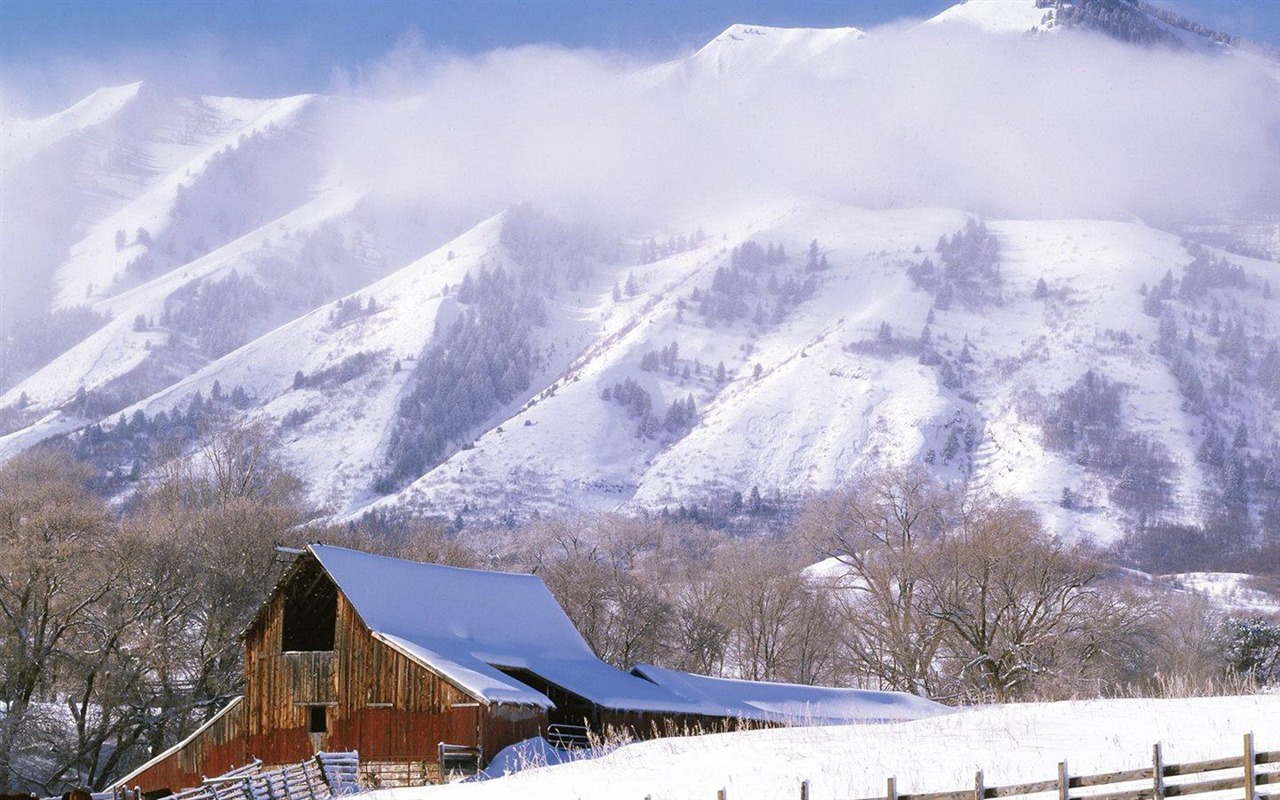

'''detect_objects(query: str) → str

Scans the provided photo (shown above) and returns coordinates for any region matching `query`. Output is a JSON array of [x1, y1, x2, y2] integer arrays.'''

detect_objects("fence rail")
[[691, 733, 1277, 800]]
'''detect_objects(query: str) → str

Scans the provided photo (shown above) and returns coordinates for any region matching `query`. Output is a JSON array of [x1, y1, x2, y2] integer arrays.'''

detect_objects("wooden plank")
[[1257, 752, 1280, 766], [1162, 756, 1243, 777], [899, 791, 969, 800], [987, 779, 1061, 797], [1071, 767, 1154, 788], [1070, 786, 1152, 800], [1162, 774, 1248, 797]]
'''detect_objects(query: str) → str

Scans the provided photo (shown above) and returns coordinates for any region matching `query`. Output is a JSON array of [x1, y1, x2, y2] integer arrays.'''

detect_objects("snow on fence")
[[685, 733, 1279, 800], [109, 752, 361, 800]]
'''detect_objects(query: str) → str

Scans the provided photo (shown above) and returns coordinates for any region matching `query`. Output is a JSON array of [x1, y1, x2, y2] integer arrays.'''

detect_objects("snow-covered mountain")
[[1, 0, 1277, 540]]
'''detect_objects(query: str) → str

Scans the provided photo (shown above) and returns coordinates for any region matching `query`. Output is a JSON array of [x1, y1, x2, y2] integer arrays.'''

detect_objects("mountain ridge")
[[1, 1, 1277, 541]]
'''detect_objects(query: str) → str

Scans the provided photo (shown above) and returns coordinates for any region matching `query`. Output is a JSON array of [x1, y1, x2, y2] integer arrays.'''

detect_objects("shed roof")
[[308, 545, 710, 713]]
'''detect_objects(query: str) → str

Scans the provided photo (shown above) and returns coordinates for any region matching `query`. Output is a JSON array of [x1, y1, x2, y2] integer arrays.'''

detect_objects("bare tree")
[[799, 468, 952, 694], [518, 515, 674, 668], [714, 538, 810, 682], [0, 452, 112, 791], [924, 496, 1161, 701]]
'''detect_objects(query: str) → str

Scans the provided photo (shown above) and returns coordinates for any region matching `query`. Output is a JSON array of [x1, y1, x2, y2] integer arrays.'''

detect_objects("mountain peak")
[[923, 0, 1050, 36], [48, 80, 147, 124], [678, 22, 866, 80]]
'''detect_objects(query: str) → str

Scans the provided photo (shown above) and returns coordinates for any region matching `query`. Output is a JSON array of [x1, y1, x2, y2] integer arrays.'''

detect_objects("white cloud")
[[324, 25, 1280, 225]]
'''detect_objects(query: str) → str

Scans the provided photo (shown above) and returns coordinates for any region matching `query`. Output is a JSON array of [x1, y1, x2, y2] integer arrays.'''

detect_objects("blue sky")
[[2, 0, 1278, 111]]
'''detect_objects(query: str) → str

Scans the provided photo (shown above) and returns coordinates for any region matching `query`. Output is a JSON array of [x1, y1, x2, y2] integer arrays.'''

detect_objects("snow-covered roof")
[[631, 664, 948, 725], [308, 545, 710, 713]]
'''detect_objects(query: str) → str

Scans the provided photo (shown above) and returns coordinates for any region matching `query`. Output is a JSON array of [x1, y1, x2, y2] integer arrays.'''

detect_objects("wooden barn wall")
[[124, 698, 249, 793], [244, 586, 490, 766], [243, 588, 316, 766], [480, 704, 546, 760]]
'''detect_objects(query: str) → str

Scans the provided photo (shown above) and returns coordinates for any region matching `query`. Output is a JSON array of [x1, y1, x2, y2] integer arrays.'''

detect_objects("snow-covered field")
[[362, 695, 1278, 800]]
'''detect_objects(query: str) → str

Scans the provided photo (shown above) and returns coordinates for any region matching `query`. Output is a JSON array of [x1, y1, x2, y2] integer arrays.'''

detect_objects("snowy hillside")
[[1, 1, 1277, 538], [359, 694, 1279, 800], [356, 205, 1277, 542], [647, 23, 866, 84], [925, 0, 1280, 57]]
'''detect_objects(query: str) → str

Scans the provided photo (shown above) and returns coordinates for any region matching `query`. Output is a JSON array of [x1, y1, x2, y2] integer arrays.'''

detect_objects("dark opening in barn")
[[281, 560, 337, 651], [494, 666, 598, 730], [308, 705, 327, 734]]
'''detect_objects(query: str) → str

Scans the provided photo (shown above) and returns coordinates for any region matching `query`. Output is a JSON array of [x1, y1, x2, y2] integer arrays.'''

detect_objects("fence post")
[[801, 779, 810, 800], [1152, 743, 1165, 800], [888, 776, 898, 800], [1245, 732, 1257, 800], [975, 770, 985, 800], [1058, 760, 1070, 800], [718, 790, 727, 800]]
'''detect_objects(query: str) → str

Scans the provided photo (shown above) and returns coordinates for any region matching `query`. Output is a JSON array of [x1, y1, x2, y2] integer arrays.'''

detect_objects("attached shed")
[[117, 545, 944, 793]]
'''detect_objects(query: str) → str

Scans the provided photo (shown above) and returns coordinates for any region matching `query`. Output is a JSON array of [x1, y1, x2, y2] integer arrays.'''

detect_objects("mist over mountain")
[[1, 0, 1278, 546]]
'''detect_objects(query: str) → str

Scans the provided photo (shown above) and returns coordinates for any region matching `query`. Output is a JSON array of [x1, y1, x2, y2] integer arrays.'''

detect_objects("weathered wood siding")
[[243, 584, 490, 765], [123, 697, 249, 793], [480, 703, 546, 760], [242, 587, 321, 766]]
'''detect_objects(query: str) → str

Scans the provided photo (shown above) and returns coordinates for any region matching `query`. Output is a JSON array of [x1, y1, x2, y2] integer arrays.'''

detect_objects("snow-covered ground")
[[1165, 572, 1280, 614], [360, 695, 1278, 800]]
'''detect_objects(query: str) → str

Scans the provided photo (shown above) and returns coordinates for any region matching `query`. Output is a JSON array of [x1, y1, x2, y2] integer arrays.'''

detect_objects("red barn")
[[115, 544, 942, 792]]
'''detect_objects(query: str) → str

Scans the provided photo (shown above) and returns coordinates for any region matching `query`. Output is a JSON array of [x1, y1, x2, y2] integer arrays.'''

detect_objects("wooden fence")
[[107, 751, 360, 800], [693, 733, 1277, 800]]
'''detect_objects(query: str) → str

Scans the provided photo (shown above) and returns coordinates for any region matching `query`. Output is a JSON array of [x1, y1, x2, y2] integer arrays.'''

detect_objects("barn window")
[[281, 562, 338, 652], [308, 705, 327, 734]]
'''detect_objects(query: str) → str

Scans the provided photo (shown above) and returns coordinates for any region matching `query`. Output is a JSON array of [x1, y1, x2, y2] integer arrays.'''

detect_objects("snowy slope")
[[1164, 572, 1280, 614], [359, 694, 1279, 800], [923, 0, 1052, 36], [1, 83, 324, 325], [357, 204, 1276, 541], [923, 0, 1280, 60], [648, 23, 866, 83], [126, 214, 498, 513]]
